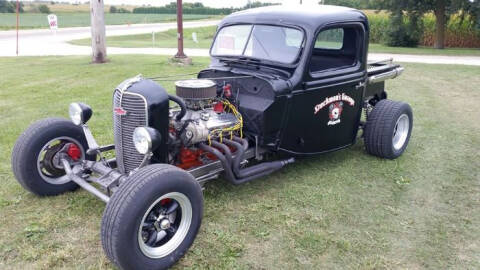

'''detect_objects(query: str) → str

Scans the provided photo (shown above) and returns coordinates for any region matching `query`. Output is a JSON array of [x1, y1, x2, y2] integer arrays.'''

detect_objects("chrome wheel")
[[138, 192, 193, 258], [392, 114, 409, 150], [36, 136, 85, 185]]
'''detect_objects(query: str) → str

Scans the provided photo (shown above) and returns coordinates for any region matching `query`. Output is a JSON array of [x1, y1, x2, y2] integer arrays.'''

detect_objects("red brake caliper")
[[66, 143, 81, 161], [160, 198, 172, 206]]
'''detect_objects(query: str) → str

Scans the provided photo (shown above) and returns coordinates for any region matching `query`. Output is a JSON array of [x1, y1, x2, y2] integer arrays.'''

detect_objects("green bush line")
[[368, 12, 480, 47]]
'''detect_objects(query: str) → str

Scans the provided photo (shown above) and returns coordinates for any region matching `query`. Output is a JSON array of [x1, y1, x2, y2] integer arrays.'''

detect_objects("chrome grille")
[[113, 89, 147, 173]]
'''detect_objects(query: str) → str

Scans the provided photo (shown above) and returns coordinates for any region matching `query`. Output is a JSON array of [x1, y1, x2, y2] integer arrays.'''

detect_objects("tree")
[[377, 0, 425, 47], [417, 0, 479, 49], [321, 0, 380, 9], [0, 0, 24, 13], [434, 0, 447, 48], [109, 5, 117, 13], [378, 0, 480, 49], [245, 1, 277, 8], [38, 4, 50, 14]]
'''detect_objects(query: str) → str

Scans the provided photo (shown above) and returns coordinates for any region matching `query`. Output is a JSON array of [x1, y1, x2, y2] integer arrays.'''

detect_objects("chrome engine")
[[171, 79, 240, 145]]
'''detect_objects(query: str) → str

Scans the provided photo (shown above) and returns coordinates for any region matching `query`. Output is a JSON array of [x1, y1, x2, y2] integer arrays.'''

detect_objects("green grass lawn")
[[70, 25, 216, 49], [69, 25, 480, 56], [0, 55, 479, 269], [0, 13, 216, 30]]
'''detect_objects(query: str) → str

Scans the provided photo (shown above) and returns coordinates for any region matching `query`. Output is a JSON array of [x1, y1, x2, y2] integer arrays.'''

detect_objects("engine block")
[[170, 79, 241, 145]]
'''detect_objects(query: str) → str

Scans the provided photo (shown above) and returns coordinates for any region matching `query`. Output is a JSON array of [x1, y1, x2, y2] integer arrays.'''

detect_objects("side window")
[[315, 28, 344, 50], [309, 26, 361, 74]]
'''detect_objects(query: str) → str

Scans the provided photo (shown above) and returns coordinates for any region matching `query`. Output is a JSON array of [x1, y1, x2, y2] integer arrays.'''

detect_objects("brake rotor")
[[41, 142, 67, 177]]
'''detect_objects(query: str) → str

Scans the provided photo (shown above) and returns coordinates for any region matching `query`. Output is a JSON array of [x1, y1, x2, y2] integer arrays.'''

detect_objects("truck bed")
[[367, 59, 404, 83], [365, 59, 404, 98]]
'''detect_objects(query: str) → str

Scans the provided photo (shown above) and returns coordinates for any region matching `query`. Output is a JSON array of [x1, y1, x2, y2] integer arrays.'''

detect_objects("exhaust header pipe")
[[199, 138, 294, 185]]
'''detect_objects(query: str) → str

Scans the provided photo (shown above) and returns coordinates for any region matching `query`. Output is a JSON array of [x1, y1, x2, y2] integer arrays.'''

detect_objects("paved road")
[[368, 53, 480, 66], [0, 21, 479, 66], [0, 20, 220, 57]]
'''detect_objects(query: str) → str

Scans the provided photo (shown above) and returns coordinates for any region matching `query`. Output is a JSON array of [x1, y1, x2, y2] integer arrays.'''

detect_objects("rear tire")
[[11, 117, 93, 196], [101, 164, 203, 270], [364, 99, 413, 159]]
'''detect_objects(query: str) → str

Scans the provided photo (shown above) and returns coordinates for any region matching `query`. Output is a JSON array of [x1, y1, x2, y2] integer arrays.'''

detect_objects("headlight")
[[69, 102, 92, 125], [133, 127, 161, 155]]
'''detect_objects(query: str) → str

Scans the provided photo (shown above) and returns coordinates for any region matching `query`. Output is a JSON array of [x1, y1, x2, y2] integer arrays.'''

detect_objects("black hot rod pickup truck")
[[12, 5, 411, 270]]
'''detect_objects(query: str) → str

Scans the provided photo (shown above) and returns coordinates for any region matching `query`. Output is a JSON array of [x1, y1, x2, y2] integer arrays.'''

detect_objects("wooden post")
[[173, 0, 191, 64], [90, 0, 107, 63], [175, 0, 186, 58]]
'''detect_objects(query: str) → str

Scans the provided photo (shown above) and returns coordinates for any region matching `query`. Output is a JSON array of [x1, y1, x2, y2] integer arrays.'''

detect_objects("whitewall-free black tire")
[[364, 99, 413, 159], [11, 117, 92, 196], [101, 164, 203, 270]]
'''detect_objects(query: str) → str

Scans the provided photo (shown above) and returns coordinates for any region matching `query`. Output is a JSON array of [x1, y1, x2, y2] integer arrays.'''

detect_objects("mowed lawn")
[[69, 25, 480, 57], [0, 55, 479, 269], [69, 26, 217, 49]]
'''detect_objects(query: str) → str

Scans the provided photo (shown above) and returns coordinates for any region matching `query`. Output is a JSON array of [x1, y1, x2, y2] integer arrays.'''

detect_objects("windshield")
[[211, 24, 304, 64]]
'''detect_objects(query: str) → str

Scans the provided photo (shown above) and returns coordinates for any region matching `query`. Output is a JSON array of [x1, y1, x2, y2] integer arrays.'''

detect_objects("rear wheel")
[[101, 164, 203, 270], [364, 99, 413, 159], [11, 117, 93, 196]]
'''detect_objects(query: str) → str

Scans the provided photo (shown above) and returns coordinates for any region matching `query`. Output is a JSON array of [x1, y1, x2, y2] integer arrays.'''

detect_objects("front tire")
[[101, 164, 203, 270], [11, 117, 92, 196], [364, 99, 413, 159]]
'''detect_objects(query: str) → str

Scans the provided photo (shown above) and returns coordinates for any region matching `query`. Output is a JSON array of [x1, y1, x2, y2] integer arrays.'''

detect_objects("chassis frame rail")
[[60, 146, 259, 203]]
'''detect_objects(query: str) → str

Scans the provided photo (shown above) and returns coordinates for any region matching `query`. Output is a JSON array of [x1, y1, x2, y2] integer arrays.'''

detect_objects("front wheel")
[[11, 117, 93, 196], [364, 99, 413, 159], [101, 164, 203, 270]]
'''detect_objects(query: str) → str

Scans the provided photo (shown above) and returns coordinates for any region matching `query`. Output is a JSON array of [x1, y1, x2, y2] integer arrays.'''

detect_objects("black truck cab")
[[199, 5, 400, 155]]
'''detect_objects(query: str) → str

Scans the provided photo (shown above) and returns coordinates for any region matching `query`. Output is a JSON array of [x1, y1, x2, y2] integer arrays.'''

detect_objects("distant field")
[[0, 13, 216, 30], [45, 4, 136, 13], [23, 3, 92, 13]]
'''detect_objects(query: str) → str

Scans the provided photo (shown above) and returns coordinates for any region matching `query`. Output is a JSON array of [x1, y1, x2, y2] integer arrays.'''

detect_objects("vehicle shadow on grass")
[[202, 139, 370, 195]]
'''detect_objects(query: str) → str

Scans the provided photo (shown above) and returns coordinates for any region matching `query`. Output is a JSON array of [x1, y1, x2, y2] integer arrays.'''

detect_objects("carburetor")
[[171, 79, 241, 145]]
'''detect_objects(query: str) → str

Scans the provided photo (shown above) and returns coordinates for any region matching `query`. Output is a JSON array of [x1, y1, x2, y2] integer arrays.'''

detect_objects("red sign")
[[114, 107, 127, 116], [47, 14, 58, 30]]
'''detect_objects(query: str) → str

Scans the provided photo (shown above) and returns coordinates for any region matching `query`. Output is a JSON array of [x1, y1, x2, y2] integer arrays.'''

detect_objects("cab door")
[[280, 23, 367, 155]]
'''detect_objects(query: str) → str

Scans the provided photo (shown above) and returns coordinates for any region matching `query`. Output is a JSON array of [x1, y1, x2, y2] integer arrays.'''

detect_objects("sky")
[[62, 0, 322, 8]]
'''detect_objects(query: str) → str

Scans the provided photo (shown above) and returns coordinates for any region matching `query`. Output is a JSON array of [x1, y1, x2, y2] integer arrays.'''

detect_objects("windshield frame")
[[209, 23, 306, 68]]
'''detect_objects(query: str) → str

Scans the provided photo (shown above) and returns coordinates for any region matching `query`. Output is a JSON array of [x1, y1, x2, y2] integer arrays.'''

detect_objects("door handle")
[[356, 82, 366, 90]]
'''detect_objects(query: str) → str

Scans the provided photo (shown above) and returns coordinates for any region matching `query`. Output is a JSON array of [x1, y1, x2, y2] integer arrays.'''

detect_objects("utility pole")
[[16, 0, 19, 56], [90, 0, 107, 63], [174, 0, 191, 64]]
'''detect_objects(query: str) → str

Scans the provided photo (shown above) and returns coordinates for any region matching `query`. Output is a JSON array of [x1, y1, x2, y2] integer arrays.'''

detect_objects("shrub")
[[366, 11, 480, 48], [110, 6, 117, 13], [117, 8, 130, 13], [132, 1, 277, 15], [367, 12, 389, 43], [38, 4, 50, 14], [384, 11, 421, 47]]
